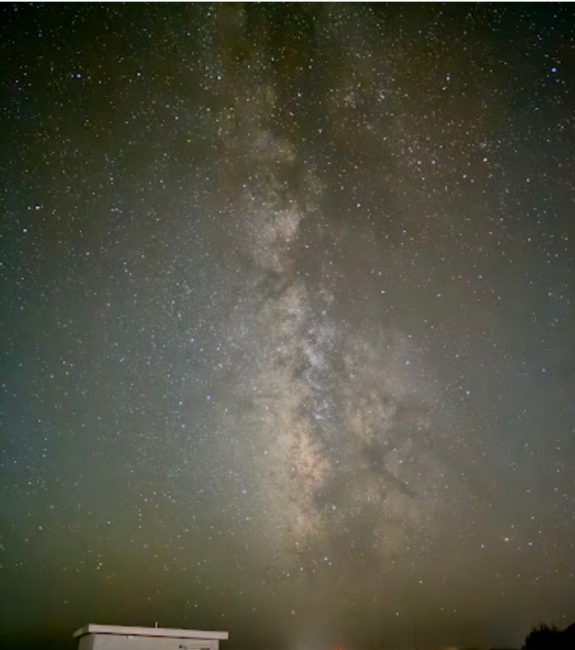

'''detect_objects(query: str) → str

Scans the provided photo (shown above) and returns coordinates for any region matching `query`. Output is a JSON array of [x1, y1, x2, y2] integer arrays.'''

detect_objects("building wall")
[[81, 634, 220, 650], [79, 635, 96, 650]]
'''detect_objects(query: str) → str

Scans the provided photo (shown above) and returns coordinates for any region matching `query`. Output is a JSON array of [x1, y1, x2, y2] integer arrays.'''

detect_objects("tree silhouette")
[[522, 623, 565, 650]]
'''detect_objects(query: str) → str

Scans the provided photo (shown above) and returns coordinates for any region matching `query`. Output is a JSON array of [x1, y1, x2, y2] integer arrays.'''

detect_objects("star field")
[[0, 4, 574, 650]]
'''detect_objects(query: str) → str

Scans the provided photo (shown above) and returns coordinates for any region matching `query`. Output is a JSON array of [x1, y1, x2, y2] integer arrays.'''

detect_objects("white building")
[[74, 625, 229, 650]]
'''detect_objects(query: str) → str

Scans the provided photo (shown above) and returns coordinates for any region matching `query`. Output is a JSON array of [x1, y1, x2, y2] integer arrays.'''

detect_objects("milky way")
[[1, 4, 574, 650]]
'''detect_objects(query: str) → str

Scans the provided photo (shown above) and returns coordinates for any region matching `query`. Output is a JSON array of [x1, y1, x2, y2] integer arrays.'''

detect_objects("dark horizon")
[[1, 3, 574, 650]]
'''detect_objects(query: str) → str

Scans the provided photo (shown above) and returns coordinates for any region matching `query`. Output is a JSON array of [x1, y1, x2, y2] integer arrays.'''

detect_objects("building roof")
[[73, 625, 229, 641]]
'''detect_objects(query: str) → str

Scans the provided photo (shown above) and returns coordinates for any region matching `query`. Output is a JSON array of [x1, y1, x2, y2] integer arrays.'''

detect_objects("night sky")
[[1, 3, 574, 650]]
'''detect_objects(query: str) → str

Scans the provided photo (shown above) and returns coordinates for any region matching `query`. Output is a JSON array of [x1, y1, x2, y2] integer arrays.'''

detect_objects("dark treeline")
[[521, 623, 571, 650]]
